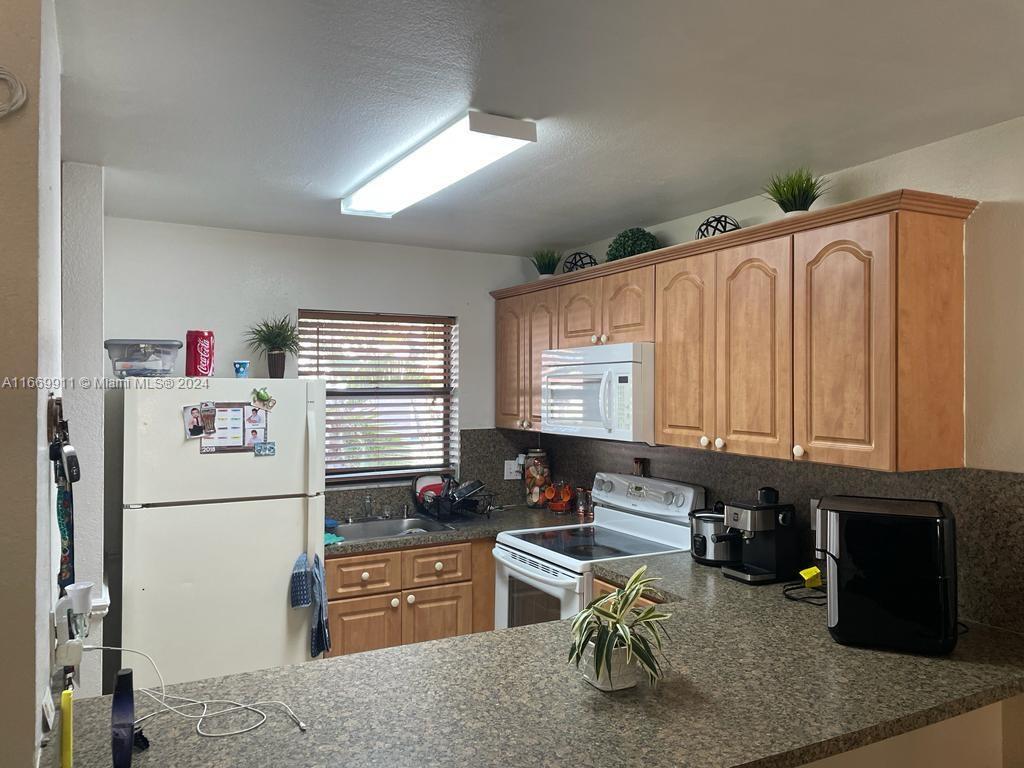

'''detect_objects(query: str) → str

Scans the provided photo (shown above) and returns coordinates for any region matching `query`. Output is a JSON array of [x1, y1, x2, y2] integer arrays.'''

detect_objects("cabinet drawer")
[[325, 551, 402, 599], [593, 578, 660, 607], [402, 542, 472, 588]]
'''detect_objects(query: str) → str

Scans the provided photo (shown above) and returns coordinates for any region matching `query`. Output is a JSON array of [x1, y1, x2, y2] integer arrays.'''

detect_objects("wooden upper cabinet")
[[495, 296, 525, 429], [793, 214, 895, 470], [715, 237, 793, 460], [602, 266, 655, 344], [524, 289, 557, 430], [655, 253, 716, 449], [557, 279, 603, 348], [402, 582, 473, 645], [326, 592, 403, 657]]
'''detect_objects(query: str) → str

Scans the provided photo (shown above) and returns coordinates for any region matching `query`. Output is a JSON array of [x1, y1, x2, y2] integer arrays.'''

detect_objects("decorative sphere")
[[606, 228, 660, 262], [695, 214, 741, 240], [562, 251, 598, 273]]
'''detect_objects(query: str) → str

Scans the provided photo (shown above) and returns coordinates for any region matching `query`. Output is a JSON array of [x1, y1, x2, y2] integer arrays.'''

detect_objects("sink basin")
[[332, 516, 454, 542]]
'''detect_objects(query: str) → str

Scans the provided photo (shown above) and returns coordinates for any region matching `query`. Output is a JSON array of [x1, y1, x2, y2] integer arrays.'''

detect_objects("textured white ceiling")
[[58, 0, 1024, 255]]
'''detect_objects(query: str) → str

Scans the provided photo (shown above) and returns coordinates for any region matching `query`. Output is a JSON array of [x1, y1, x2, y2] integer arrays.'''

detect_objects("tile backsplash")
[[325, 428, 535, 521], [535, 432, 1024, 634]]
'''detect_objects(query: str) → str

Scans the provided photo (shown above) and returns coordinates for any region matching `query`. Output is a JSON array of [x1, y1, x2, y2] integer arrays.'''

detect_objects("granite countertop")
[[324, 505, 570, 556], [70, 551, 1024, 768]]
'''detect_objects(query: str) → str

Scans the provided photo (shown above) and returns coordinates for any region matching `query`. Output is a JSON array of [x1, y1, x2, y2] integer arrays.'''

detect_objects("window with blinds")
[[297, 309, 458, 483]]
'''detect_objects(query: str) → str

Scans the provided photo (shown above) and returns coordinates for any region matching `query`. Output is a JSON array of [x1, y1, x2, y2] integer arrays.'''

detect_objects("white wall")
[[578, 116, 1024, 472], [61, 162, 105, 697], [103, 219, 534, 429]]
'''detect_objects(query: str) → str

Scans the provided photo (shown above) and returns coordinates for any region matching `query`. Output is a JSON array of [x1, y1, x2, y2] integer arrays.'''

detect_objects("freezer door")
[[122, 495, 325, 688], [123, 378, 325, 506]]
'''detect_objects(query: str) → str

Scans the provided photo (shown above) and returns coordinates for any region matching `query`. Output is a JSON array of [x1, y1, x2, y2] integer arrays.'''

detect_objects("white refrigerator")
[[120, 378, 325, 687]]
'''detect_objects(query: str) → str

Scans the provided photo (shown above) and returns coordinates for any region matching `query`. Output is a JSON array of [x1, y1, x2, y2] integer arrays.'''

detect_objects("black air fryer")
[[819, 496, 958, 655]]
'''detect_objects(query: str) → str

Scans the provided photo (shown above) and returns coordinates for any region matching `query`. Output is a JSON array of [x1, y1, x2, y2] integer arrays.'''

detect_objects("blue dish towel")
[[310, 554, 330, 657], [290, 553, 312, 608]]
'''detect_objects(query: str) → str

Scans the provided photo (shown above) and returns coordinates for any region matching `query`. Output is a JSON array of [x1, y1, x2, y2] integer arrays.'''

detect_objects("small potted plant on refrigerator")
[[244, 315, 301, 378], [568, 566, 671, 691]]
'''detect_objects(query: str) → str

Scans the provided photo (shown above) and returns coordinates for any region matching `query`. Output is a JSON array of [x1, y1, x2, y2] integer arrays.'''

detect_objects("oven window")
[[508, 576, 563, 627]]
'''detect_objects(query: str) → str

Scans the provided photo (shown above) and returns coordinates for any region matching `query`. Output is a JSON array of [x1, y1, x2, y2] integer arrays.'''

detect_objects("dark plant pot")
[[267, 349, 286, 378]]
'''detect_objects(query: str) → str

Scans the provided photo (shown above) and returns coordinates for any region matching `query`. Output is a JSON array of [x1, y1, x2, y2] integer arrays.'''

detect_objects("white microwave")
[[540, 342, 654, 444]]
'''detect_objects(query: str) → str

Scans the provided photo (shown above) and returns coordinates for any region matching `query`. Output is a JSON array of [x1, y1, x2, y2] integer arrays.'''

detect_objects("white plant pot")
[[783, 209, 809, 217], [537, 273, 555, 280], [580, 642, 641, 691]]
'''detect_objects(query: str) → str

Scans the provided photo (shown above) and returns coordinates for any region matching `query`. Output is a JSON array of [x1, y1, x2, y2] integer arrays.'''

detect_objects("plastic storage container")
[[103, 339, 182, 377]]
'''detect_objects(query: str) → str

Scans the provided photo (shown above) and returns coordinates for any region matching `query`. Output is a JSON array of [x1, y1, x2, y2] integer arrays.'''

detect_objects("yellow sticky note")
[[60, 689, 73, 768]]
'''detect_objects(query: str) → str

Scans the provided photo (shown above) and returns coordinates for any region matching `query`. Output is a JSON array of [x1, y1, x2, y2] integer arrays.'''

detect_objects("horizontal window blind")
[[298, 309, 457, 483]]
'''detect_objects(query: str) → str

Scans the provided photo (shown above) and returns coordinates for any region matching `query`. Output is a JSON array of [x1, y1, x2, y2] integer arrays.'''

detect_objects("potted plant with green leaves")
[[244, 314, 301, 379], [763, 168, 830, 215], [569, 566, 671, 691], [530, 249, 562, 278]]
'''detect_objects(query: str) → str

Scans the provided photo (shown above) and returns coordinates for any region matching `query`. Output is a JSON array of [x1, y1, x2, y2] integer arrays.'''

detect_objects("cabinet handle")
[[599, 334, 608, 344], [699, 435, 710, 448], [590, 335, 598, 344], [360, 571, 370, 582], [714, 437, 726, 450], [390, 597, 400, 609], [524, 420, 532, 429], [434, 561, 444, 572], [793, 445, 805, 458], [406, 594, 416, 605]]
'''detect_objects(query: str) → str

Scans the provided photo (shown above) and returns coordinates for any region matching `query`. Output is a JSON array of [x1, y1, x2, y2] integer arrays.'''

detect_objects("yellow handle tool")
[[61, 689, 73, 768]]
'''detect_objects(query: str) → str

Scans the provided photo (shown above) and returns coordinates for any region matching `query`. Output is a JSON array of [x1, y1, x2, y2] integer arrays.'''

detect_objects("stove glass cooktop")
[[508, 525, 678, 561]]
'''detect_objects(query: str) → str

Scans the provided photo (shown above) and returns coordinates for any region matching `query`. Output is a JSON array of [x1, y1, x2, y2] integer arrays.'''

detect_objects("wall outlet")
[[504, 459, 523, 481]]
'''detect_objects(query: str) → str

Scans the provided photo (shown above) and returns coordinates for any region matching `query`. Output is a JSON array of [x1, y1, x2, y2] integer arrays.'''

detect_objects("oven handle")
[[493, 548, 580, 589], [598, 370, 613, 431]]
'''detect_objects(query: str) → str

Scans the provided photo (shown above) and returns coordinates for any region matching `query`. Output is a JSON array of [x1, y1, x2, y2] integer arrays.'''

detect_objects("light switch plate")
[[504, 459, 523, 481]]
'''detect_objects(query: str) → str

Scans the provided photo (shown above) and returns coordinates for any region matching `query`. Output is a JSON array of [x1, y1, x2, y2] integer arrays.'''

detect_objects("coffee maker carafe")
[[719, 487, 799, 584]]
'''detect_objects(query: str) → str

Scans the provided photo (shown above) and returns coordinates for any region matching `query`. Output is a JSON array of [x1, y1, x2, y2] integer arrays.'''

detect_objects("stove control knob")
[[676, 495, 687, 507], [663, 492, 675, 506], [604, 479, 615, 492]]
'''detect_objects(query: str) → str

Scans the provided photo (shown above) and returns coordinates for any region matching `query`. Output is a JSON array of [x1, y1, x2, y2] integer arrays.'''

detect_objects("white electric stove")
[[493, 472, 704, 629]]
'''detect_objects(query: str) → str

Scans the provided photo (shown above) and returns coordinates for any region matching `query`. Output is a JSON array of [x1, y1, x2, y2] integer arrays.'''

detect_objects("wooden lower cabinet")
[[325, 540, 492, 658], [402, 582, 473, 645], [326, 592, 403, 657]]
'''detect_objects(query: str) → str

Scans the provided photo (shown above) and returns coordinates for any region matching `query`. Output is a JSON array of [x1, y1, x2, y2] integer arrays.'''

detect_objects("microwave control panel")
[[614, 374, 632, 429]]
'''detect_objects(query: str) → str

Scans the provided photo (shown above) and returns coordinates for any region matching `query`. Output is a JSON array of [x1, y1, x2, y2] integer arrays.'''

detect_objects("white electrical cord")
[[82, 645, 307, 738], [0, 66, 27, 118]]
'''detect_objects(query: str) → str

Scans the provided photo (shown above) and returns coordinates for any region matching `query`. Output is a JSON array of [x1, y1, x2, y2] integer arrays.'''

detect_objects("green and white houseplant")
[[244, 314, 301, 379], [569, 566, 671, 691]]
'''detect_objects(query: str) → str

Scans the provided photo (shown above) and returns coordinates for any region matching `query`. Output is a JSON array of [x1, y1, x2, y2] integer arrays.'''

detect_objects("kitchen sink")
[[332, 516, 454, 542]]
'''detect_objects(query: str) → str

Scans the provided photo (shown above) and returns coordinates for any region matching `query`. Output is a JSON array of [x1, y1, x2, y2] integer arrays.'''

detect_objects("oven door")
[[493, 545, 588, 630]]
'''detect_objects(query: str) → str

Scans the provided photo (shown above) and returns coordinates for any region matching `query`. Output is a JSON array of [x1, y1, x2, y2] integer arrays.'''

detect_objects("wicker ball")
[[695, 214, 741, 240], [562, 251, 598, 273]]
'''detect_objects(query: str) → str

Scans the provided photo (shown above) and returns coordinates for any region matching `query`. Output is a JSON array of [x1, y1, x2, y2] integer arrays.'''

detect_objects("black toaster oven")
[[819, 495, 958, 655]]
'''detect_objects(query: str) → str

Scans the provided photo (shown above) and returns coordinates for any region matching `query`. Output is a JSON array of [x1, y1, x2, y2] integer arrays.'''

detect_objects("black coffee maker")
[[719, 487, 799, 584]]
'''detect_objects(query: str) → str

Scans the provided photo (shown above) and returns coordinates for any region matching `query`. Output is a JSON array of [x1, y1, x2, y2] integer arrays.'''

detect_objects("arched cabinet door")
[[655, 253, 716, 449], [524, 289, 557, 430], [603, 266, 655, 344], [714, 236, 793, 460], [494, 296, 525, 429], [793, 214, 895, 471], [557, 280, 602, 348]]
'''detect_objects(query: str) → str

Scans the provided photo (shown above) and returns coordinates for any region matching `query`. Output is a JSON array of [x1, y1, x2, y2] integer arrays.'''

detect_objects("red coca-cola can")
[[185, 330, 215, 376]]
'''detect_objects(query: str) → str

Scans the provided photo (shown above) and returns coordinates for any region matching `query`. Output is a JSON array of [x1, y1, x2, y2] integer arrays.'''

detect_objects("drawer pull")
[[434, 561, 444, 572], [360, 571, 370, 582]]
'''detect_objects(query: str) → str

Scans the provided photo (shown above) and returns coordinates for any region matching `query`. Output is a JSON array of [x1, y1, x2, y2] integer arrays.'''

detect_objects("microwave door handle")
[[493, 548, 579, 589], [598, 370, 613, 430]]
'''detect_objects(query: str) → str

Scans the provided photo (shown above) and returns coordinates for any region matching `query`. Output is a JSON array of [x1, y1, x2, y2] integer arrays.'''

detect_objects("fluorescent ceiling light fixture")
[[340, 111, 536, 218]]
